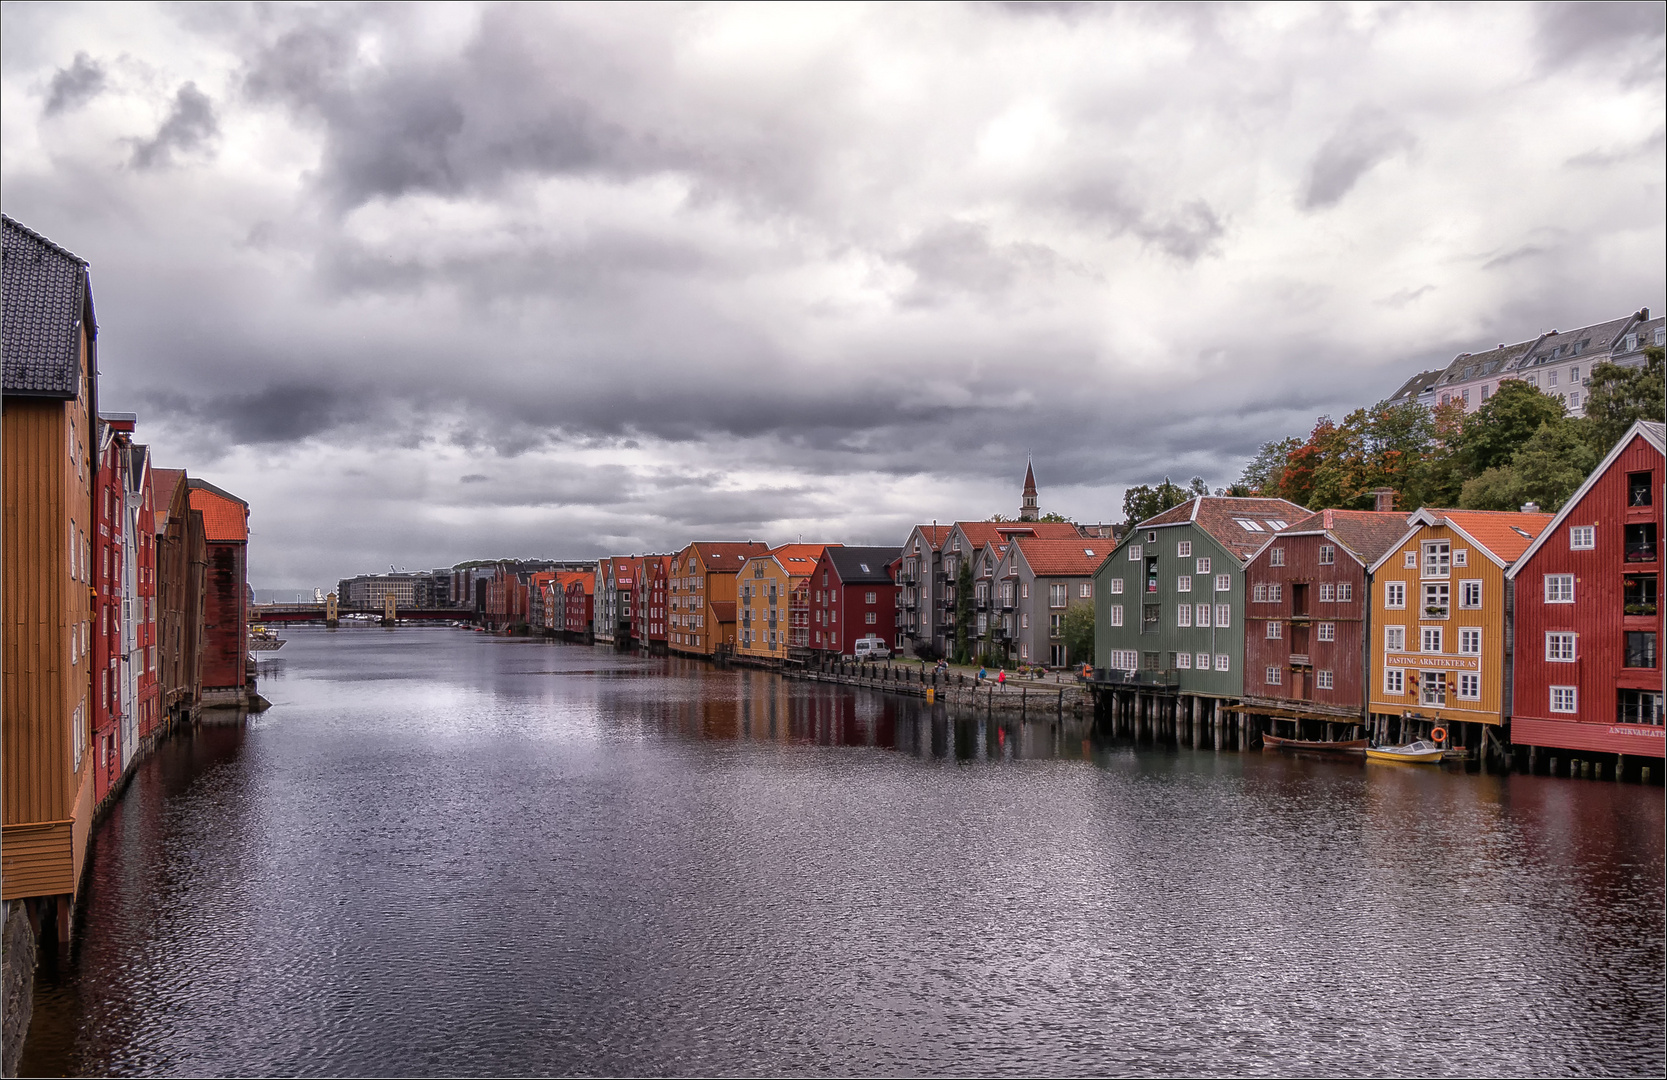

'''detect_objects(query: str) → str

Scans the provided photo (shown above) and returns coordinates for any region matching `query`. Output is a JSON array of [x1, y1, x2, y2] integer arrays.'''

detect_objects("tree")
[[1037, 511, 1070, 523], [1239, 437, 1300, 494], [1123, 477, 1192, 526], [953, 561, 974, 664], [1460, 419, 1600, 512], [1061, 602, 1095, 666], [1582, 346, 1665, 454], [1458, 379, 1567, 475]]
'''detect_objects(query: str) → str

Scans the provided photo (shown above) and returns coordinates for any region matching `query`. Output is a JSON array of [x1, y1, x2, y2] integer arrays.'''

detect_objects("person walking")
[[996, 668, 1007, 690], [977, 665, 987, 684]]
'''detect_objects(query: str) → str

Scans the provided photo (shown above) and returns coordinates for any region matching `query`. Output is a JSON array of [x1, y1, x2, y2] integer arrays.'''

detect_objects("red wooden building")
[[809, 546, 900, 658], [187, 479, 251, 707], [1242, 507, 1407, 738], [129, 444, 160, 744], [634, 555, 670, 650], [91, 417, 129, 807], [564, 575, 593, 639], [1507, 420, 1664, 769]]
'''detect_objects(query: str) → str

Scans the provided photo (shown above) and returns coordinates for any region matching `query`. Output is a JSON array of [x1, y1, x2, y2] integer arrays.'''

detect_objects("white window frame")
[[1196, 557, 1210, 575], [1318, 622, 1335, 642], [1265, 666, 1282, 686], [1457, 673, 1480, 700], [1545, 632, 1576, 662], [1079, 583, 1092, 598], [1550, 686, 1577, 714], [1385, 582, 1406, 609], [1177, 576, 1192, 593], [1270, 548, 1285, 567], [1214, 604, 1230, 628], [1109, 605, 1124, 627], [1177, 540, 1192, 558], [1128, 545, 1143, 562], [1196, 652, 1210, 670], [1569, 526, 1594, 551], [1318, 545, 1334, 565], [1176, 652, 1191, 669], [1266, 621, 1282, 639], [1317, 670, 1333, 690], [1403, 551, 1416, 569], [1384, 668, 1404, 694], [1337, 583, 1352, 602], [1421, 627, 1443, 653], [1319, 584, 1335, 603], [1195, 603, 1211, 627], [1459, 580, 1482, 609], [1385, 625, 1406, 652], [1214, 653, 1230, 672], [1458, 628, 1481, 655], [1214, 574, 1231, 593], [1544, 574, 1575, 603], [1177, 605, 1192, 628], [1109, 578, 1124, 595]]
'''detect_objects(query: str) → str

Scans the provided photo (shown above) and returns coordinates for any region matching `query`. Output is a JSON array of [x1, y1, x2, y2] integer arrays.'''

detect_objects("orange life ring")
[[1430, 726, 1448, 742]]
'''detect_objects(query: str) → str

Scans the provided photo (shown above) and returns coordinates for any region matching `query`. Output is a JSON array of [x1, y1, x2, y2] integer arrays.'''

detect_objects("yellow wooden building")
[[2, 216, 99, 936], [1365, 509, 1551, 743], [668, 542, 770, 658], [734, 544, 835, 664]]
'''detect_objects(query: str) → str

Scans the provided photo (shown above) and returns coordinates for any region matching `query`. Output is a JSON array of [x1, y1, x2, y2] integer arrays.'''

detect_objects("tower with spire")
[[1019, 458, 1039, 521]]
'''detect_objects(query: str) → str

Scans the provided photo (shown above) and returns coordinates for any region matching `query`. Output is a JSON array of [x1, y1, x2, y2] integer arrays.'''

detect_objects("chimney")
[[1521, 501, 1540, 513], [1371, 488, 1396, 513]]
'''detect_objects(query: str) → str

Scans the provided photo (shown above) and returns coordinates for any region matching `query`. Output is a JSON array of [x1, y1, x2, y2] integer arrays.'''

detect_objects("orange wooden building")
[[668, 542, 770, 658], [1, 215, 100, 936]]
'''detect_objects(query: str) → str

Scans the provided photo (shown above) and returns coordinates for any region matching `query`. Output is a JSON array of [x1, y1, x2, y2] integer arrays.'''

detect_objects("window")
[[1177, 605, 1192, 627], [865, 591, 877, 604], [1176, 652, 1191, 669], [1265, 666, 1282, 686], [1384, 668, 1404, 694], [1543, 632, 1577, 662], [1569, 392, 1581, 409], [1318, 622, 1335, 642], [1109, 578, 1124, 594], [1424, 582, 1450, 618], [1627, 472, 1652, 507], [1214, 604, 1230, 628], [1421, 671, 1447, 706], [1021, 583, 1029, 599], [1453, 549, 1467, 568], [1267, 621, 1282, 639], [1270, 548, 1285, 567], [1143, 604, 1160, 631], [1459, 580, 1481, 609], [1129, 545, 1143, 561], [1624, 632, 1657, 668], [1078, 583, 1092, 599], [1215, 574, 1231, 592], [1422, 541, 1450, 578], [1196, 652, 1210, 670], [1544, 574, 1574, 603], [1337, 583, 1352, 602], [1108, 605, 1124, 627], [1318, 545, 1334, 565], [1252, 583, 1266, 602], [1459, 628, 1481, 655], [1618, 688, 1664, 725], [1317, 670, 1333, 690], [1235, 519, 1264, 532], [1178, 576, 1193, 593], [1269, 584, 1282, 603], [1147, 531, 1157, 544], [1421, 627, 1443, 653], [1142, 651, 1161, 670], [1196, 558, 1210, 575], [1319, 584, 1335, 603], [1550, 686, 1577, 714], [1385, 581, 1406, 609], [1049, 584, 1068, 608], [865, 612, 877, 625], [1404, 551, 1416, 569], [1049, 613, 1062, 636], [1110, 650, 1139, 671], [1214, 654, 1230, 671], [1195, 603, 1211, 627], [1178, 541, 1192, 558], [1457, 673, 1480, 700]]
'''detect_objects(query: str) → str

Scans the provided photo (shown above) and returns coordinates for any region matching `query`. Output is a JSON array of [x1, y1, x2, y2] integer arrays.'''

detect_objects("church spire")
[[1020, 457, 1038, 521]]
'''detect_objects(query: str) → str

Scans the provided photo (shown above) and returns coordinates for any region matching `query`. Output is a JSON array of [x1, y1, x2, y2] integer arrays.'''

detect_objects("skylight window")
[[1510, 526, 1533, 539], [859, 563, 870, 573], [1235, 519, 1264, 532], [1084, 548, 1096, 557], [1266, 520, 1289, 530]]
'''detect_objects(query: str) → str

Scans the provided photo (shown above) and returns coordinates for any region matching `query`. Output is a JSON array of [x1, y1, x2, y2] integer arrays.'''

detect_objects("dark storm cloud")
[[43, 52, 105, 115], [1535, 1, 1666, 83], [1300, 109, 1414, 210], [130, 82, 219, 169]]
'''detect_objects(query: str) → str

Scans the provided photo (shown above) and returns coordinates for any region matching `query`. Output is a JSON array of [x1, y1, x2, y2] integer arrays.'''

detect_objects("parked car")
[[852, 635, 890, 660]]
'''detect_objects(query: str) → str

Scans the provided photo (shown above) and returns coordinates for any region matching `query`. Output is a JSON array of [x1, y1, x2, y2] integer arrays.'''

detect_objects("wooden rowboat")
[[1261, 732, 1369, 753], [1364, 739, 1446, 764]]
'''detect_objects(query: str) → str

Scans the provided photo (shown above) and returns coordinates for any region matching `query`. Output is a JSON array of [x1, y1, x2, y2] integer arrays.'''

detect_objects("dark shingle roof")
[[2, 215, 92, 398], [825, 546, 900, 583]]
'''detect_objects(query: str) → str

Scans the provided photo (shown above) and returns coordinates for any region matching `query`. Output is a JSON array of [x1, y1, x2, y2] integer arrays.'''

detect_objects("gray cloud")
[[43, 52, 105, 115], [130, 82, 219, 169], [1301, 109, 1414, 210]]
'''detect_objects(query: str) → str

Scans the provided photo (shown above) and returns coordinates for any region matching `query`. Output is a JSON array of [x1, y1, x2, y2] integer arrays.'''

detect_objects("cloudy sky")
[[3, 2, 1662, 591]]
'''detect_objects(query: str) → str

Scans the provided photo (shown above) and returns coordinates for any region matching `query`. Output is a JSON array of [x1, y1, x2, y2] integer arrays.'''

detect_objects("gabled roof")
[[187, 478, 248, 543], [709, 601, 737, 623], [1512, 314, 1637, 372], [1370, 508, 1553, 572], [907, 525, 952, 552], [1506, 419, 1666, 579], [1430, 338, 1537, 390], [950, 520, 1081, 550], [1012, 536, 1110, 577], [1265, 509, 1409, 567], [684, 541, 771, 571], [756, 543, 837, 578], [2, 215, 94, 399], [825, 546, 900, 584], [1137, 496, 1309, 561]]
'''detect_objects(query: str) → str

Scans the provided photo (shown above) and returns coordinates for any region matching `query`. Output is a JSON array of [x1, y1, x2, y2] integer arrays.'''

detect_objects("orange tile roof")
[[764, 543, 838, 576], [1013, 536, 1111, 577], [954, 520, 1083, 548], [1425, 509, 1553, 564], [912, 525, 952, 550], [187, 483, 247, 543]]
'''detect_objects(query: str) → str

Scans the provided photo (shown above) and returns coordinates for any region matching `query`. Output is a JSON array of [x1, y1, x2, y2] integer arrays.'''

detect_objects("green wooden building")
[[1094, 496, 1308, 699]]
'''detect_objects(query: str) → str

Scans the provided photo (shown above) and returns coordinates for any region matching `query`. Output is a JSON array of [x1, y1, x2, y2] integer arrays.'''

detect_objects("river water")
[[20, 627, 1665, 1076]]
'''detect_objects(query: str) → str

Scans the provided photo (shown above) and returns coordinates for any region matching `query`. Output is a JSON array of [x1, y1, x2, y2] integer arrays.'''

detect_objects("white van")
[[852, 635, 890, 660]]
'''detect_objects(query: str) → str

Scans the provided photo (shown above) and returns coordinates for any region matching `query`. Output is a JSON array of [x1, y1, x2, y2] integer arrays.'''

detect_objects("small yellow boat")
[[1365, 739, 1445, 764]]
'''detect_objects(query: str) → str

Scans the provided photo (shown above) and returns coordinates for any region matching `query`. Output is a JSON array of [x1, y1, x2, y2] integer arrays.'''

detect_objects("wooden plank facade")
[[1507, 422, 1665, 759]]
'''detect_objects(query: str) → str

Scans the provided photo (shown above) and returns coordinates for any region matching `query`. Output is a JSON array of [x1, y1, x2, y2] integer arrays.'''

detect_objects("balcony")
[[1289, 653, 1310, 667], [1625, 541, 1658, 563]]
